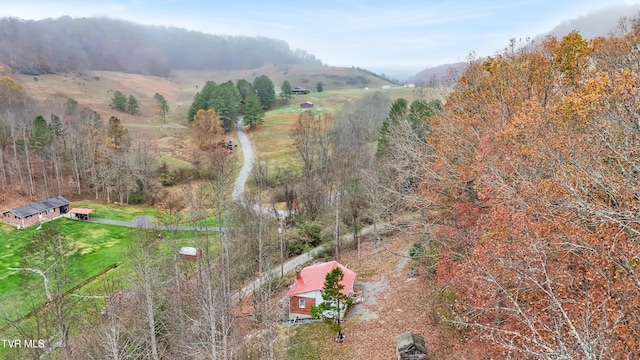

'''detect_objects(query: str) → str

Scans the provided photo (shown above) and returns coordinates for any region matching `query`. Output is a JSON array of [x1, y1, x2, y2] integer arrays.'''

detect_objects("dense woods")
[[0, 16, 321, 76], [392, 21, 640, 358]]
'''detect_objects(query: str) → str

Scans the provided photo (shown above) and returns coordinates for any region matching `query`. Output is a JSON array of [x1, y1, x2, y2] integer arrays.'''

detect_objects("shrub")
[[409, 242, 423, 258], [314, 244, 334, 260], [286, 221, 324, 256], [159, 171, 176, 186], [128, 190, 145, 204]]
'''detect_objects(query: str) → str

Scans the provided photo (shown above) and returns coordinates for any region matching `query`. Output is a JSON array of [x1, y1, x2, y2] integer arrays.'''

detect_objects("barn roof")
[[70, 208, 94, 215], [4, 196, 70, 218], [180, 246, 199, 256], [286, 260, 356, 297]]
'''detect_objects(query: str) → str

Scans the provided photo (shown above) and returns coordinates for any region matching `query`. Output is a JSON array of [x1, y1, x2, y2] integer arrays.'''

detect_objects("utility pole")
[[274, 208, 286, 278], [278, 224, 284, 278]]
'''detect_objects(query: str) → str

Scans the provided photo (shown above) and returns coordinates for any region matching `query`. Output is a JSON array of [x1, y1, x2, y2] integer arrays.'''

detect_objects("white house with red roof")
[[286, 260, 356, 320]]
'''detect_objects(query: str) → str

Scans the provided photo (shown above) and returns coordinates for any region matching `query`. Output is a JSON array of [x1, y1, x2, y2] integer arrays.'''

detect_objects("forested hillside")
[[0, 16, 321, 76], [377, 18, 640, 358]]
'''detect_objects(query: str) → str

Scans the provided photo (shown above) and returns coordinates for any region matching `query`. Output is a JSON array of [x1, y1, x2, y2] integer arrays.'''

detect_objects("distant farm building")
[[286, 260, 356, 320], [1, 196, 70, 229], [381, 85, 391, 90], [179, 246, 202, 261], [300, 101, 314, 110], [69, 207, 95, 220], [292, 87, 310, 95]]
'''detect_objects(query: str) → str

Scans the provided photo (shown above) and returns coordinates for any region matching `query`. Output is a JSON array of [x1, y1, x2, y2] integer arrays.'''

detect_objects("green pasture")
[[71, 200, 156, 221], [70, 199, 221, 228], [0, 205, 220, 334], [0, 218, 133, 328]]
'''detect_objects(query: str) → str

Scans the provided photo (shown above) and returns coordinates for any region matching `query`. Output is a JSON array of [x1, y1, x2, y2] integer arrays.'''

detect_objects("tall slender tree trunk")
[[335, 192, 340, 260], [144, 276, 159, 360], [9, 119, 24, 191], [51, 150, 62, 195], [71, 145, 81, 194], [42, 161, 49, 199], [23, 138, 35, 197], [0, 147, 7, 187]]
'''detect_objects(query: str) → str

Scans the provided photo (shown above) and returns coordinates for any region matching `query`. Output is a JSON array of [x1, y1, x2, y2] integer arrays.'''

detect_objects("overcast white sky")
[[3, 0, 640, 78]]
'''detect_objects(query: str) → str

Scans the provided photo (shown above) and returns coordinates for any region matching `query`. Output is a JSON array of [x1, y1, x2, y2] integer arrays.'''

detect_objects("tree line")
[[0, 16, 322, 76], [188, 75, 276, 130]]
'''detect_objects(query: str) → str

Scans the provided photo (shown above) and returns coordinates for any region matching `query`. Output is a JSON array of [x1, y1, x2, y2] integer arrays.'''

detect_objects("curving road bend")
[[232, 115, 254, 205], [232, 116, 288, 218]]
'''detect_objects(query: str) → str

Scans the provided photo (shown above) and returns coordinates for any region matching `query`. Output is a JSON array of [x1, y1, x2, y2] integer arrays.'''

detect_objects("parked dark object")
[[395, 332, 427, 360]]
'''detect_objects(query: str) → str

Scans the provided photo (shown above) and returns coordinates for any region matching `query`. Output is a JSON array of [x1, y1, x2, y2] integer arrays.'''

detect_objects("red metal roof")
[[286, 260, 356, 297], [69, 207, 94, 215]]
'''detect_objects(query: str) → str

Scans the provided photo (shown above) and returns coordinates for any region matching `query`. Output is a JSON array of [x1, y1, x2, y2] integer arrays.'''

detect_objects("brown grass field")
[[10, 66, 432, 185]]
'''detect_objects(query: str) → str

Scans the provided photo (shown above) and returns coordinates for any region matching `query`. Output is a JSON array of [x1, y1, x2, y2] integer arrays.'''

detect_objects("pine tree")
[[311, 267, 353, 337], [126, 95, 139, 115], [280, 80, 293, 104], [111, 91, 127, 111]]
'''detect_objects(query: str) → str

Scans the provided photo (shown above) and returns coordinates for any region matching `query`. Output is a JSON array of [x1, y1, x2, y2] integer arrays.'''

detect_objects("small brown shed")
[[300, 101, 314, 109]]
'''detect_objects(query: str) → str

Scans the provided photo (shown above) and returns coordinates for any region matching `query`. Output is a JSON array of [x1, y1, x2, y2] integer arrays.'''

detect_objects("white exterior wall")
[[298, 290, 323, 306]]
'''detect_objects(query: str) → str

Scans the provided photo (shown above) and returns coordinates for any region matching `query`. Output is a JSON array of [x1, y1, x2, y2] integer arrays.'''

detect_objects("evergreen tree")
[[111, 90, 127, 111], [242, 93, 265, 129], [209, 81, 241, 131], [376, 98, 440, 156], [311, 266, 353, 337], [236, 78, 254, 113], [188, 81, 217, 121], [280, 80, 293, 104], [127, 95, 139, 114], [30, 115, 52, 150], [316, 81, 324, 92], [253, 75, 276, 110]]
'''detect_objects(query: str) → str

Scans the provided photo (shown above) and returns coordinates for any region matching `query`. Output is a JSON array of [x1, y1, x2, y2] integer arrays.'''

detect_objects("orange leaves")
[[419, 22, 640, 359], [191, 109, 221, 150], [554, 72, 609, 126], [551, 31, 590, 84]]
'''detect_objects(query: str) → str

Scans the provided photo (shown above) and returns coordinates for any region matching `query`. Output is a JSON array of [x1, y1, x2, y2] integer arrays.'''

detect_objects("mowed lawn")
[[0, 218, 133, 328], [71, 200, 156, 221]]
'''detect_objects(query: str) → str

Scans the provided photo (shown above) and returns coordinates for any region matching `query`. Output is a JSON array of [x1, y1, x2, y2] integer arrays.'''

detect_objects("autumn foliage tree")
[[191, 109, 220, 150], [404, 26, 640, 358]]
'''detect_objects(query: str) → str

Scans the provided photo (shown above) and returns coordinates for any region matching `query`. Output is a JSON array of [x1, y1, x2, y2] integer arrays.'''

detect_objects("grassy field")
[[0, 198, 221, 331], [0, 216, 219, 360], [71, 200, 156, 221], [0, 218, 133, 328], [285, 322, 353, 360]]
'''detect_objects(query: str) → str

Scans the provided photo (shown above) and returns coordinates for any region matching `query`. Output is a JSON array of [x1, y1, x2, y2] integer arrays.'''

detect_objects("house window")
[[46, 208, 54, 214], [298, 298, 305, 309]]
